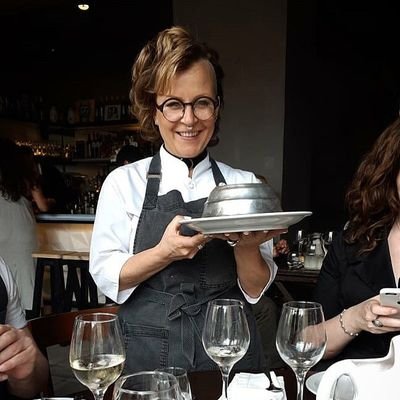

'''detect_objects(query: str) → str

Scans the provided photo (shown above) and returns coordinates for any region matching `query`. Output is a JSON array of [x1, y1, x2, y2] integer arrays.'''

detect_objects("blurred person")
[[0, 257, 49, 398], [314, 117, 400, 370], [0, 138, 37, 314], [90, 26, 285, 373], [17, 145, 55, 213], [116, 144, 144, 166]]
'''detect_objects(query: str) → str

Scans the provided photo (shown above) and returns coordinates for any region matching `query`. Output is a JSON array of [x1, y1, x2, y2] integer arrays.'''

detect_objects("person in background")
[[17, 145, 56, 213], [0, 257, 49, 398], [0, 138, 37, 315], [116, 144, 144, 166], [313, 117, 400, 370], [90, 26, 285, 373], [38, 157, 69, 213]]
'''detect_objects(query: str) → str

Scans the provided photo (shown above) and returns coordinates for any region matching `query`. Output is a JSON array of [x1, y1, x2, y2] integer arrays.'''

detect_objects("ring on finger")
[[372, 319, 384, 328], [197, 244, 204, 250], [227, 239, 239, 247]]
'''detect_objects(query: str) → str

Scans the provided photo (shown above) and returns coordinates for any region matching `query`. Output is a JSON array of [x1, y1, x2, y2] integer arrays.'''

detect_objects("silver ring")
[[227, 239, 239, 247], [372, 319, 384, 328], [197, 244, 204, 250]]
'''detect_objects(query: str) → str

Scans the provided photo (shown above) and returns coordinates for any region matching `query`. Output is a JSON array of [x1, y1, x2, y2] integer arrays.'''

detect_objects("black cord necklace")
[[166, 148, 208, 169]]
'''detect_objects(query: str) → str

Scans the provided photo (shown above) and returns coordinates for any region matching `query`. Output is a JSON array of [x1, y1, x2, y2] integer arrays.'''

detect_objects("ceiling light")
[[77, 3, 90, 11]]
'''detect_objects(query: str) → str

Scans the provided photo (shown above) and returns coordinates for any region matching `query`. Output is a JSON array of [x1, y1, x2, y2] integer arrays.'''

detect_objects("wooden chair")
[[28, 304, 119, 396]]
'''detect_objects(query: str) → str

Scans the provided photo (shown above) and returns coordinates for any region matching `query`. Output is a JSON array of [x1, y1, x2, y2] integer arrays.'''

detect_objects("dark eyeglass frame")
[[155, 96, 220, 122]]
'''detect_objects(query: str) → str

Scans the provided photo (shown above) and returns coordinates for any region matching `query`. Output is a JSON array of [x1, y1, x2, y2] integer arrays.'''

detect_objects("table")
[[76, 368, 316, 400], [273, 267, 320, 303]]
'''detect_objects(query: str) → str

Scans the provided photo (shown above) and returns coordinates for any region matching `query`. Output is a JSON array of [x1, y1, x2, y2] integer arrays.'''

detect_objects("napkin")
[[218, 372, 286, 400]]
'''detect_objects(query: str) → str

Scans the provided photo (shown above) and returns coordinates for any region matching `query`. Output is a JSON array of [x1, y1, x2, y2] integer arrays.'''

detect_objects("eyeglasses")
[[156, 96, 219, 122]]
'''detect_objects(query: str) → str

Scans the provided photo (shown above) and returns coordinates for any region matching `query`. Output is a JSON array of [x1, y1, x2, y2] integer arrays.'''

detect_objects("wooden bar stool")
[[62, 251, 99, 311], [31, 250, 73, 318]]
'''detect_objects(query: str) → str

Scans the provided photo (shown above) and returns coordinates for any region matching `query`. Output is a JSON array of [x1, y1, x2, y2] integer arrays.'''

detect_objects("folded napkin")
[[218, 372, 286, 400]]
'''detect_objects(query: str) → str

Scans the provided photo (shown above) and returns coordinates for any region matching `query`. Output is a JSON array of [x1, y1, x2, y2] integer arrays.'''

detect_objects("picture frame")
[[104, 104, 121, 121], [75, 99, 95, 123]]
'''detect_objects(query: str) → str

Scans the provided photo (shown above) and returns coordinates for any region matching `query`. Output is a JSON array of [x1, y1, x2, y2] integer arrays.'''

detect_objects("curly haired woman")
[[314, 117, 400, 369]]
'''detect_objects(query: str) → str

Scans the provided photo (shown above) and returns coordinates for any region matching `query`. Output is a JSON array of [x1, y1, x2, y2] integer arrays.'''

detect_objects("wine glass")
[[156, 367, 192, 400], [276, 301, 326, 400], [202, 298, 250, 400], [113, 371, 181, 400], [69, 312, 126, 400]]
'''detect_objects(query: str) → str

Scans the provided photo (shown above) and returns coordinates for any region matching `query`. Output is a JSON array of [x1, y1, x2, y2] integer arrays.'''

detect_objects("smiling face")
[[154, 59, 218, 158]]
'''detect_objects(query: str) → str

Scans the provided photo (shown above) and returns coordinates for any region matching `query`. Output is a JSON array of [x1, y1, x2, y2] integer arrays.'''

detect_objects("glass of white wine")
[[69, 312, 126, 400], [276, 301, 326, 400], [202, 298, 250, 400]]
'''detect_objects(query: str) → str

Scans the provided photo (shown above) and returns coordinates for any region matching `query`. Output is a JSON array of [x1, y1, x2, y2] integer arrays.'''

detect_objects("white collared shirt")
[[90, 146, 277, 303]]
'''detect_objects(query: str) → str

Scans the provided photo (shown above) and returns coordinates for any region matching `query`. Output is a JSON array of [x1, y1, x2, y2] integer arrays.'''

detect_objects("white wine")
[[71, 354, 125, 390], [206, 345, 247, 368]]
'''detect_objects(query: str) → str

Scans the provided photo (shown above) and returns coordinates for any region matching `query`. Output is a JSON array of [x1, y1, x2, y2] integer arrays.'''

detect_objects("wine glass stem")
[[92, 389, 105, 400], [220, 366, 231, 400], [295, 370, 307, 400]]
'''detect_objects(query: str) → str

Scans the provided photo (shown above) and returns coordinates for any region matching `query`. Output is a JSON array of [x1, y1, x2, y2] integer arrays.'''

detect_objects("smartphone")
[[379, 288, 400, 311]]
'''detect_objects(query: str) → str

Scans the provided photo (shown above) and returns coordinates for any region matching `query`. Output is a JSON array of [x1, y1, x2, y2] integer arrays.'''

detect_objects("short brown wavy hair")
[[344, 117, 400, 252], [129, 26, 224, 142]]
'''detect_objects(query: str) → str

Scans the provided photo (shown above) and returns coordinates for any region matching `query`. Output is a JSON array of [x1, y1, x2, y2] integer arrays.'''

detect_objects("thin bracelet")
[[339, 309, 359, 337]]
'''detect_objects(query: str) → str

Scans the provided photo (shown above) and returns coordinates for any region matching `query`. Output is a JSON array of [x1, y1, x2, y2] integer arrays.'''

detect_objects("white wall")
[[173, 0, 287, 195]]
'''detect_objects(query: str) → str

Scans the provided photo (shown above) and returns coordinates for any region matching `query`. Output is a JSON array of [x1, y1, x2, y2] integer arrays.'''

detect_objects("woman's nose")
[[181, 104, 197, 125]]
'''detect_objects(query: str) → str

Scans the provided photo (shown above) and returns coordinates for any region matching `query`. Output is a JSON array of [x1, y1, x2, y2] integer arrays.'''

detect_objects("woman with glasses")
[[90, 26, 284, 372]]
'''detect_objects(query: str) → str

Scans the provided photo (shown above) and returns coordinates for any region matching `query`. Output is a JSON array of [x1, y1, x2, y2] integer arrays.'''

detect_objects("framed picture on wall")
[[75, 99, 95, 123], [104, 104, 121, 121]]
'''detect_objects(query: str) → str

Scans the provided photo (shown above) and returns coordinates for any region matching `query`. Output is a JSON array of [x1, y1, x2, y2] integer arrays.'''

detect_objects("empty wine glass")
[[156, 367, 192, 400], [69, 312, 126, 400], [202, 298, 250, 400], [276, 301, 326, 400], [113, 371, 181, 400]]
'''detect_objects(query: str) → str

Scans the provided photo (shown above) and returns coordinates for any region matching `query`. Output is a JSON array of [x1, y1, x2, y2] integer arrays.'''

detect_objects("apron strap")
[[143, 152, 162, 210]]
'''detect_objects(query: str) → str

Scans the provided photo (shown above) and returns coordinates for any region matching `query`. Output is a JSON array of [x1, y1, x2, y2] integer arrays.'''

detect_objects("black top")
[[313, 230, 397, 370]]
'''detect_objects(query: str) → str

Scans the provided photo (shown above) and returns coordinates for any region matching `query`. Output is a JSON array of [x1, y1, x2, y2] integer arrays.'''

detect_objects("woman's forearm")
[[234, 245, 270, 298]]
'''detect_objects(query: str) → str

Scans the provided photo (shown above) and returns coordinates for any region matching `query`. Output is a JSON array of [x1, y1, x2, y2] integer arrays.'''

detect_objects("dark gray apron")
[[0, 274, 9, 398], [119, 152, 265, 372]]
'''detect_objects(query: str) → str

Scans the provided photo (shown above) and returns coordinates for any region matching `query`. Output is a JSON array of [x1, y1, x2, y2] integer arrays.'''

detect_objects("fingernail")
[[243, 231, 250, 236]]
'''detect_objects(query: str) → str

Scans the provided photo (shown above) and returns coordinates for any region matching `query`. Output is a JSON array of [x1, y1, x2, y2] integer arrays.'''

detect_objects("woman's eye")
[[165, 100, 182, 110], [196, 99, 213, 108]]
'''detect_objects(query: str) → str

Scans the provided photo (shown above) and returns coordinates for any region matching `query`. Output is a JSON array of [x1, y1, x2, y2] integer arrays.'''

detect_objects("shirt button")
[[188, 182, 195, 189]]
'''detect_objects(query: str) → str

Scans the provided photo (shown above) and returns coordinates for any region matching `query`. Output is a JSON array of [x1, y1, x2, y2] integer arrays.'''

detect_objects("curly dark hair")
[[0, 138, 28, 201], [344, 117, 400, 252], [129, 26, 224, 142]]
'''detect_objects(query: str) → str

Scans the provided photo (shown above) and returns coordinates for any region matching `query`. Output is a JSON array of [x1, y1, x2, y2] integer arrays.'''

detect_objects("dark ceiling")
[[0, 0, 173, 96]]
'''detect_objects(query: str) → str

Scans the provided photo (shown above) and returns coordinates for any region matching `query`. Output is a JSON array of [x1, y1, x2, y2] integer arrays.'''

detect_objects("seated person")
[[0, 257, 49, 398], [313, 117, 400, 370]]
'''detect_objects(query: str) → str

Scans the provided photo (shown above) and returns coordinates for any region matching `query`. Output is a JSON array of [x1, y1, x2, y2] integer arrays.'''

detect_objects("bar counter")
[[36, 213, 95, 223], [36, 214, 94, 252]]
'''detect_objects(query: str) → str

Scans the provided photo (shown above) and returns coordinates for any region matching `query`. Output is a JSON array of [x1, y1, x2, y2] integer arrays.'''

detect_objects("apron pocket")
[[122, 322, 169, 372]]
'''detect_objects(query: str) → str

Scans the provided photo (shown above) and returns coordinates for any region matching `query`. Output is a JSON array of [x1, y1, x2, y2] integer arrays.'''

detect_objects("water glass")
[[202, 298, 250, 400], [113, 371, 181, 400], [276, 301, 326, 400], [155, 367, 192, 400]]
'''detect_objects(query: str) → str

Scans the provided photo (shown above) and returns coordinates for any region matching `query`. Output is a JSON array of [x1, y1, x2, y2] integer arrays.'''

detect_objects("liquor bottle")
[[86, 133, 92, 158]]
